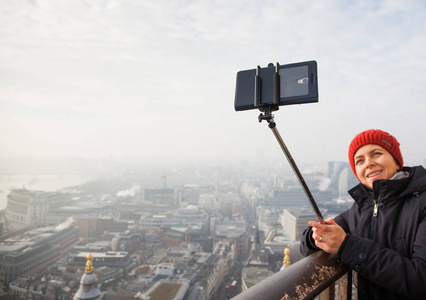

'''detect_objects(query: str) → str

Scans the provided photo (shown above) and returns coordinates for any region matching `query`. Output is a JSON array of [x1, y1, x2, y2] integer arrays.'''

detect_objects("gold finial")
[[85, 253, 93, 274], [283, 248, 290, 268]]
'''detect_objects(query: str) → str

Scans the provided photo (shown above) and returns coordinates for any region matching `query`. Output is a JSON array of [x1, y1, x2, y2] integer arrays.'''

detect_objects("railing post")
[[319, 283, 335, 300], [337, 271, 353, 300]]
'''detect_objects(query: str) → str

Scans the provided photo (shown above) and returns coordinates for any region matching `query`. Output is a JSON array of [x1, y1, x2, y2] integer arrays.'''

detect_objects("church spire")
[[85, 253, 93, 274], [74, 253, 101, 300], [281, 248, 291, 270]]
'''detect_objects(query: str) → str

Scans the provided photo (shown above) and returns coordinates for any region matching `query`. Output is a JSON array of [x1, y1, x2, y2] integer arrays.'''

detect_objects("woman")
[[300, 129, 426, 299]]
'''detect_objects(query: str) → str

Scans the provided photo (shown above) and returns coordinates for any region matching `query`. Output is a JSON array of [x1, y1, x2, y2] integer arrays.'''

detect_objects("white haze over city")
[[1, 0, 426, 174]]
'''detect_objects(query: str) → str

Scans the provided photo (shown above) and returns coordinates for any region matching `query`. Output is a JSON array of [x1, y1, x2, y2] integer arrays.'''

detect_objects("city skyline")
[[1, 1, 426, 172], [0, 155, 355, 298]]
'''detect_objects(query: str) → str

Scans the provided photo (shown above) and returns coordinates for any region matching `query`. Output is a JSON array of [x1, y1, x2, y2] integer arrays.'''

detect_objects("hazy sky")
[[1, 0, 426, 172]]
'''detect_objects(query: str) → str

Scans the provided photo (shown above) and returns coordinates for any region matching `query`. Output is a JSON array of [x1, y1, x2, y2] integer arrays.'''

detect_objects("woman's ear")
[[394, 159, 401, 172]]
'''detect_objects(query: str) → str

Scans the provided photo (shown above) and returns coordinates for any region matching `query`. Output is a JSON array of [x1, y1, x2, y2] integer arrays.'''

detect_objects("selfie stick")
[[255, 63, 325, 224]]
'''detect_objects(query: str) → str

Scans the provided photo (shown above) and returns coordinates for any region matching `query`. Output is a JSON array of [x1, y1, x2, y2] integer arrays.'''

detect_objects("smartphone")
[[234, 61, 319, 111]]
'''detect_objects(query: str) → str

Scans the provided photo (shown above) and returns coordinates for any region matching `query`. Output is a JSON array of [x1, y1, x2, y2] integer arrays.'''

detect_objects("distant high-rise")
[[281, 207, 316, 241], [327, 161, 358, 197], [338, 168, 349, 197]]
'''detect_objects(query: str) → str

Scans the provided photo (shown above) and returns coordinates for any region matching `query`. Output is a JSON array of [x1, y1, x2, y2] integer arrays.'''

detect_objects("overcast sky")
[[1, 0, 426, 173]]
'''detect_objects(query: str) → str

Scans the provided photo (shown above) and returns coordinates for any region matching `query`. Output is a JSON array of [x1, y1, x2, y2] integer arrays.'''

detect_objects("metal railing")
[[231, 251, 353, 300]]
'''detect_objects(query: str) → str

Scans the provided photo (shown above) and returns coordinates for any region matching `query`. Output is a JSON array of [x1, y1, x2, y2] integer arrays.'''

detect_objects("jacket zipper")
[[371, 197, 379, 242], [373, 201, 378, 217]]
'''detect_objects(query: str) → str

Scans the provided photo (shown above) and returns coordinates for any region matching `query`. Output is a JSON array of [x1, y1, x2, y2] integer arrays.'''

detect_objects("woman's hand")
[[309, 218, 346, 255]]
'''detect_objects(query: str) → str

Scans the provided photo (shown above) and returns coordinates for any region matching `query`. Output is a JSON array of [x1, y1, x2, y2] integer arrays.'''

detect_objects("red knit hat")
[[348, 129, 403, 177]]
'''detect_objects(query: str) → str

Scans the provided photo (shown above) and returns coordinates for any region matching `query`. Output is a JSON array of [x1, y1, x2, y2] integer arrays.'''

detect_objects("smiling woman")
[[300, 129, 426, 300], [349, 130, 403, 190]]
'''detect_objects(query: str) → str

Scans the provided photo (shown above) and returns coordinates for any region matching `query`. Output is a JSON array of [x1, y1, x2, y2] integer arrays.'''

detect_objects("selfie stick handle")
[[257, 62, 325, 224]]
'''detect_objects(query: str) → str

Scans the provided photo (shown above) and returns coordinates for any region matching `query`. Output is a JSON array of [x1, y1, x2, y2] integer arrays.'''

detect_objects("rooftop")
[[0, 224, 74, 253], [242, 266, 274, 290], [144, 281, 189, 300], [75, 251, 128, 259]]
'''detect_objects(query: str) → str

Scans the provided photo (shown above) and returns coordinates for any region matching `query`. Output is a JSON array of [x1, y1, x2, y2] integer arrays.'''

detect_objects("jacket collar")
[[348, 166, 425, 205]]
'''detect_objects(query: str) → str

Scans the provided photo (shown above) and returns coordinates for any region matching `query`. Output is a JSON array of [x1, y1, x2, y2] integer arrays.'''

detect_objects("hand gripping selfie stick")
[[255, 63, 325, 224]]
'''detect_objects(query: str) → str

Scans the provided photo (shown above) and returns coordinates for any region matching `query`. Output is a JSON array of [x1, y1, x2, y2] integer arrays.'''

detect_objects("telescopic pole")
[[267, 119, 325, 224]]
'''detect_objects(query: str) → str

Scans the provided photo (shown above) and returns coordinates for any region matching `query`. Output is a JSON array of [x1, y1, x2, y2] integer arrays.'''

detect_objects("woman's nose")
[[365, 157, 375, 167]]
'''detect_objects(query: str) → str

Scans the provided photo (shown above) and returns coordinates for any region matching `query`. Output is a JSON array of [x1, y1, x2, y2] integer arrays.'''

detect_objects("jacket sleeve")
[[337, 201, 426, 298], [299, 225, 319, 256]]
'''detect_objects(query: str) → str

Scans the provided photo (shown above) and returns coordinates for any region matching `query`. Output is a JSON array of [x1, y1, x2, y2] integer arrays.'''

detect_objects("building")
[[4, 189, 72, 231], [139, 212, 178, 228], [75, 217, 129, 239], [4, 189, 114, 233], [139, 205, 209, 235], [281, 207, 316, 241], [240, 246, 274, 294], [327, 161, 358, 197], [143, 188, 178, 206], [199, 192, 242, 219], [214, 221, 249, 262], [135, 281, 190, 300], [199, 193, 221, 211], [241, 266, 273, 292], [174, 205, 209, 233], [111, 231, 142, 252], [67, 251, 133, 275], [9, 276, 75, 299], [260, 187, 310, 209], [95, 266, 123, 287], [0, 223, 78, 285], [256, 207, 281, 235], [46, 200, 113, 225]]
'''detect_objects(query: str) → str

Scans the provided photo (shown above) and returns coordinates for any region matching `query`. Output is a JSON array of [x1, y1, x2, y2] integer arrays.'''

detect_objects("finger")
[[314, 235, 324, 247], [324, 218, 336, 225], [311, 223, 328, 233], [310, 221, 326, 230], [313, 232, 323, 242], [309, 221, 320, 227]]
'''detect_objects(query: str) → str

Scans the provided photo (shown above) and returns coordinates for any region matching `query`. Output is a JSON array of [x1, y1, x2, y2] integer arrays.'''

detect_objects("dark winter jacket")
[[300, 166, 426, 299]]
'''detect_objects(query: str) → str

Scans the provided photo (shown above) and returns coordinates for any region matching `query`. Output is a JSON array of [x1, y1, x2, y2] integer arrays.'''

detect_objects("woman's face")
[[354, 144, 400, 190]]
